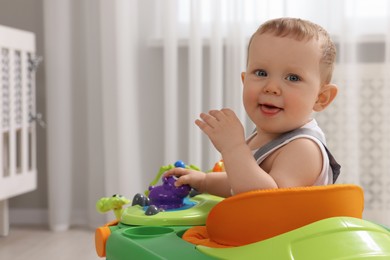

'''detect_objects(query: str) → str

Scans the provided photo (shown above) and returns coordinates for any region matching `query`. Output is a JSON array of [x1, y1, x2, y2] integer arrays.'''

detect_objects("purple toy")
[[148, 176, 191, 210]]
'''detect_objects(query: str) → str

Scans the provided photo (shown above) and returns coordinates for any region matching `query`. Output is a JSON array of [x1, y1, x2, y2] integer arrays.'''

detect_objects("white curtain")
[[44, 0, 142, 230], [43, 0, 390, 231]]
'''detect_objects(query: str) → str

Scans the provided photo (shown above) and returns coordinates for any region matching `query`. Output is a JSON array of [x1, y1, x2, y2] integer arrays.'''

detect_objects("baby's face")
[[242, 33, 323, 134]]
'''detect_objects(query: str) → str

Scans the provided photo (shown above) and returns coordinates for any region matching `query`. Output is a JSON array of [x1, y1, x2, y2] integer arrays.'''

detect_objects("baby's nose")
[[263, 81, 281, 95]]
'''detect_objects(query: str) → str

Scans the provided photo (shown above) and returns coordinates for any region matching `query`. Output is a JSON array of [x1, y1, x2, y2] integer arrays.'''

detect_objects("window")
[[154, 0, 390, 39]]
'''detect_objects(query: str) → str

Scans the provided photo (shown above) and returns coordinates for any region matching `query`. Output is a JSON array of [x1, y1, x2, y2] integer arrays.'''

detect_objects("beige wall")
[[0, 0, 48, 209]]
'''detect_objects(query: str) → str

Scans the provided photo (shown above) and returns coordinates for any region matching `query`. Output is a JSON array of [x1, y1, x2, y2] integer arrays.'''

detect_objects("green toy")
[[95, 162, 390, 259], [144, 161, 200, 196], [96, 194, 130, 220], [101, 217, 390, 260]]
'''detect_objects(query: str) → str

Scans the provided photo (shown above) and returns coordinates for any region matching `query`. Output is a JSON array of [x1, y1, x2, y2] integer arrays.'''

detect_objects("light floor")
[[0, 225, 99, 260]]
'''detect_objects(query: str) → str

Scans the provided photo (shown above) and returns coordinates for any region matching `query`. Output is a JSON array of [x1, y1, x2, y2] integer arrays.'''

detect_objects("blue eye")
[[286, 74, 301, 82], [255, 70, 267, 77]]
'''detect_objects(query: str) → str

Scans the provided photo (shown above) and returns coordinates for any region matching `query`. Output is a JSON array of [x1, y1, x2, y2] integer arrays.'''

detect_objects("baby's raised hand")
[[195, 108, 246, 154]]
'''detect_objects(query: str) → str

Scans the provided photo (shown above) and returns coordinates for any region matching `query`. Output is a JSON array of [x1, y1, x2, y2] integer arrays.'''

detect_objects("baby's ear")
[[241, 72, 246, 85], [313, 84, 338, 112]]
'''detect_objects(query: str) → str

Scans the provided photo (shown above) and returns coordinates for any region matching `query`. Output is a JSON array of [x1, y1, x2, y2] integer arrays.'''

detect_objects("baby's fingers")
[[199, 112, 219, 126], [173, 175, 191, 187], [195, 118, 209, 132], [208, 109, 228, 121], [163, 167, 188, 178]]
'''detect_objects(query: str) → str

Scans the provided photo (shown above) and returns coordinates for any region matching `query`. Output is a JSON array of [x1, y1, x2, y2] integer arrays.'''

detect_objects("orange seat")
[[183, 184, 364, 247]]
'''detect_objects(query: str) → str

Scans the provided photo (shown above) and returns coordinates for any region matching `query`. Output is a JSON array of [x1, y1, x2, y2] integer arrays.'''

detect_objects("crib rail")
[[0, 25, 37, 236]]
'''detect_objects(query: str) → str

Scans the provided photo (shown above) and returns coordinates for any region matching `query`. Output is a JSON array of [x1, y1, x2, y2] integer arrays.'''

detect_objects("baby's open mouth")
[[260, 104, 283, 114]]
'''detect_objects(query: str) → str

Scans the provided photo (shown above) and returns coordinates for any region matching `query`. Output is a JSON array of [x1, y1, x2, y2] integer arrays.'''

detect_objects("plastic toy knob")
[[174, 160, 186, 168], [132, 193, 150, 207], [145, 205, 162, 215], [212, 160, 225, 172], [95, 226, 111, 257]]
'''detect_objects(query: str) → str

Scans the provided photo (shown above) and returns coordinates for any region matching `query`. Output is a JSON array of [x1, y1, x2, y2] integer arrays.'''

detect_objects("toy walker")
[[95, 160, 390, 259]]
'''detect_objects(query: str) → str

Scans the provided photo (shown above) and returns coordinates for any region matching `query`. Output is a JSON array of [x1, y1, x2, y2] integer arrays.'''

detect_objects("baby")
[[165, 17, 340, 197]]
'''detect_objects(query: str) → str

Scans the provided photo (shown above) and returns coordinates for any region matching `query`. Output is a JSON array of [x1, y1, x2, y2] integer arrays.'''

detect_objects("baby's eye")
[[286, 74, 301, 82], [254, 70, 267, 77]]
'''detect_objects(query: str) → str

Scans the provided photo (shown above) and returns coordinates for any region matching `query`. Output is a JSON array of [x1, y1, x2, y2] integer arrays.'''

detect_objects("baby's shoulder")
[[261, 137, 322, 171]]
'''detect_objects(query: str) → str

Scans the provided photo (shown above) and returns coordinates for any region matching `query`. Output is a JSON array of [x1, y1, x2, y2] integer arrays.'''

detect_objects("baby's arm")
[[163, 168, 232, 197], [195, 108, 322, 194], [167, 108, 322, 197], [195, 108, 278, 194], [221, 136, 322, 193]]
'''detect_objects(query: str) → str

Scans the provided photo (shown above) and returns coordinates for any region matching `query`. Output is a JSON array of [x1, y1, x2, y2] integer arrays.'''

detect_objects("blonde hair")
[[248, 18, 336, 84]]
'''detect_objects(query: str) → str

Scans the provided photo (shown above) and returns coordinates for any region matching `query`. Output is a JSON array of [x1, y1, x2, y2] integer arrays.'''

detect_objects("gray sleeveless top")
[[252, 128, 341, 184]]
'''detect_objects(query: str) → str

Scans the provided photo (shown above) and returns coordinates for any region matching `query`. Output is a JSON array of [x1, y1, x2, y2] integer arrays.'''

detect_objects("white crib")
[[0, 25, 37, 236]]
